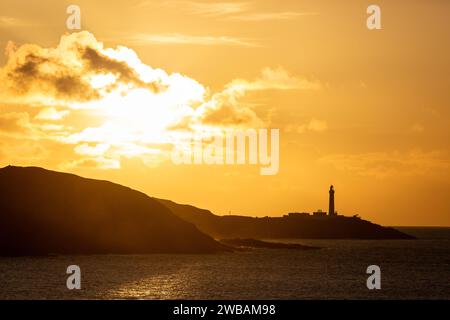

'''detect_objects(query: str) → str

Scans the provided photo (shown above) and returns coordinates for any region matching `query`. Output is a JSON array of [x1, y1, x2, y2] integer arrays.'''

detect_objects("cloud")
[[81, 46, 165, 92], [319, 150, 450, 179], [4, 41, 17, 57], [127, 33, 259, 47], [158, 1, 316, 21], [0, 16, 27, 27], [196, 87, 263, 127], [0, 32, 318, 169], [227, 67, 321, 91], [0, 110, 71, 141], [286, 119, 327, 133], [0, 112, 31, 133], [165, 1, 250, 16], [60, 157, 120, 170], [0, 32, 166, 104], [2, 45, 99, 102], [228, 12, 318, 21], [35, 107, 69, 121], [74, 143, 110, 157], [196, 67, 319, 127]]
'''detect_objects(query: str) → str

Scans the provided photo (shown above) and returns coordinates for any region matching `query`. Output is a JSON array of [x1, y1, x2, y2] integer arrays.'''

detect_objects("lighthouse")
[[328, 185, 335, 216]]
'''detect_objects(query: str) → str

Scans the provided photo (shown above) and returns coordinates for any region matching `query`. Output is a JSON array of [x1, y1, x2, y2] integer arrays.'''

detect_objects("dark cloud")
[[5, 51, 100, 102], [81, 47, 166, 93], [1, 32, 166, 103]]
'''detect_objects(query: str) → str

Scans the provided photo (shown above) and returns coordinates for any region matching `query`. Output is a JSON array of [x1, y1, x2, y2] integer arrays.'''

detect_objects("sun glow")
[[0, 31, 315, 169]]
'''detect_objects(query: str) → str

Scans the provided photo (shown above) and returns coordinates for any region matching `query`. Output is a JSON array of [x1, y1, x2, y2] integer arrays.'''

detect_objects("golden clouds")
[[0, 31, 315, 170], [35, 107, 69, 121], [226, 67, 321, 91], [157, 1, 314, 21], [199, 67, 320, 127], [0, 16, 26, 27], [61, 156, 120, 170], [168, 1, 250, 17], [0, 32, 166, 104], [285, 118, 328, 134], [127, 33, 259, 47]]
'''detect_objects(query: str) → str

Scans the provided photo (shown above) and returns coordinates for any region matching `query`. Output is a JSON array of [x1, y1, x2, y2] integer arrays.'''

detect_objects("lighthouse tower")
[[328, 185, 335, 216]]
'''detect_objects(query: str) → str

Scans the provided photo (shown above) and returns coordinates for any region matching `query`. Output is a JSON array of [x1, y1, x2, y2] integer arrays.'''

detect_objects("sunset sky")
[[0, 0, 449, 226]]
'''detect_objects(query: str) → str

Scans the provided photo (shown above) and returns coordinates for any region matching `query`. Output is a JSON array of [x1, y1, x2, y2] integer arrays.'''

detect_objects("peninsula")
[[0, 166, 414, 256], [158, 186, 414, 240]]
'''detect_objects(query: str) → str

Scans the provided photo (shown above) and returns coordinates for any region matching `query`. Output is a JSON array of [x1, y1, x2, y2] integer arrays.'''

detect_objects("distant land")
[[158, 199, 414, 240], [0, 166, 414, 256], [220, 238, 320, 250]]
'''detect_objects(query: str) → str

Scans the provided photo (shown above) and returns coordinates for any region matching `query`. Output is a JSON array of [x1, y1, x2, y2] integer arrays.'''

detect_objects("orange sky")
[[0, 0, 449, 226]]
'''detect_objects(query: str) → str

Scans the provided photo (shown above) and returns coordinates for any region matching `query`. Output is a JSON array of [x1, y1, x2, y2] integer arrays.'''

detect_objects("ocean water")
[[0, 227, 449, 300]]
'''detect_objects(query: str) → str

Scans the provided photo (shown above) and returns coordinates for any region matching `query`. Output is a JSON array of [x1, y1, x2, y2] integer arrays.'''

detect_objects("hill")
[[0, 166, 228, 255], [157, 199, 415, 240]]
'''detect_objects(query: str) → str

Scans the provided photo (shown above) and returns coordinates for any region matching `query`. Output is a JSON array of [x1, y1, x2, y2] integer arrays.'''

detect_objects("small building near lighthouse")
[[313, 209, 326, 217]]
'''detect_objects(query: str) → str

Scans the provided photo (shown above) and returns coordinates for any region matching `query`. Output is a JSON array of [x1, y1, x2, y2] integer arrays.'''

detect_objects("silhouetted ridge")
[[0, 166, 228, 255], [158, 199, 415, 240]]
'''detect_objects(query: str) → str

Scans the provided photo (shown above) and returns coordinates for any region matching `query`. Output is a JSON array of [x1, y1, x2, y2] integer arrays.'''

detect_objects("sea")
[[0, 227, 449, 299]]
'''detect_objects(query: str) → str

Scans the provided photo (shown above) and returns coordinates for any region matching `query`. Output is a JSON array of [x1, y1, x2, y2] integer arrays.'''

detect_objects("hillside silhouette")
[[0, 166, 229, 255], [158, 199, 414, 240]]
